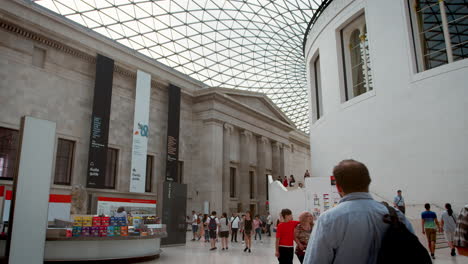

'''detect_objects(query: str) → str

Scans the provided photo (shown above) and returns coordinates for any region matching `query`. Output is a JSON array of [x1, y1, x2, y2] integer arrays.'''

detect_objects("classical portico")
[[190, 88, 311, 216]]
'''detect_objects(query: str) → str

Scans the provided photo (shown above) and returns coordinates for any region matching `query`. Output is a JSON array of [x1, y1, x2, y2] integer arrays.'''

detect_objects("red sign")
[[6, 190, 12, 200], [49, 194, 72, 203], [97, 196, 156, 204]]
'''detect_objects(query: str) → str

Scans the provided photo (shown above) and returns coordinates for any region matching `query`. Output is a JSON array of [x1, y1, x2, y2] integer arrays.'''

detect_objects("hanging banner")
[[86, 54, 114, 188], [165, 84, 181, 182], [130, 70, 151, 193]]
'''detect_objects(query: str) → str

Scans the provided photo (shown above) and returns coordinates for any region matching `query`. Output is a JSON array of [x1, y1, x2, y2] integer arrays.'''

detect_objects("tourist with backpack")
[[422, 203, 440, 259], [206, 211, 220, 250], [303, 160, 415, 264], [219, 212, 230, 250], [230, 213, 240, 242], [441, 203, 458, 256]]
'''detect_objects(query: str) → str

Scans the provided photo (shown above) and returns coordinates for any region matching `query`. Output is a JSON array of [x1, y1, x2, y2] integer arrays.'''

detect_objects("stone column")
[[257, 136, 269, 215], [272, 142, 282, 179], [280, 144, 285, 177], [283, 145, 291, 178], [201, 119, 224, 214], [239, 130, 253, 212], [222, 123, 234, 213]]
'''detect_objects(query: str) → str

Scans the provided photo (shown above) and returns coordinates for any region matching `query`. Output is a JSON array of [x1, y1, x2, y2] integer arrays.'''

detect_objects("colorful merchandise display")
[[67, 215, 159, 238], [72, 216, 123, 237]]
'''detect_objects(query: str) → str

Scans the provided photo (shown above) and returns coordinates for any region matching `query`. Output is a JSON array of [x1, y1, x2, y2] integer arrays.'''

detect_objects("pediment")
[[225, 94, 292, 125]]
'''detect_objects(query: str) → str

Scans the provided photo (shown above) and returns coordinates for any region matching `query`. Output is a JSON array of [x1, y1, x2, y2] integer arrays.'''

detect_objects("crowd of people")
[[189, 210, 274, 252], [272, 170, 311, 188], [187, 160, 468, 263]]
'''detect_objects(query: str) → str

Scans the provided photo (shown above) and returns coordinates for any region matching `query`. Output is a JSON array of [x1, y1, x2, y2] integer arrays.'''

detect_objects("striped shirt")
[[455, 205, 468, 248]]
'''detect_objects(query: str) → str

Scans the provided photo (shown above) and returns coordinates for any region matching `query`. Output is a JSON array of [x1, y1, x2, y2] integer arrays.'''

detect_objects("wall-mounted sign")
[[97, 196, 156, 217], [86, 54, 114, 188], [165, 85, 181, 182]]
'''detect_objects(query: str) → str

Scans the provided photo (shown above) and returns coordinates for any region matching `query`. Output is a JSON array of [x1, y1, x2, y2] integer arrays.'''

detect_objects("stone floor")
[[143, 231, 468, 264]]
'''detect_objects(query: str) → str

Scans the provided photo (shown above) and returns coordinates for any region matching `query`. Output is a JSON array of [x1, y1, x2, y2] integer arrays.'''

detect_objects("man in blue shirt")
[[421, 203, 440, 259], [393, 190, 405, 214], [304, 160, 413, 264]]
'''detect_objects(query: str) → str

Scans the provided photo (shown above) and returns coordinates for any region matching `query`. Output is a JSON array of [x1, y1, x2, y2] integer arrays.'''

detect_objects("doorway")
[[249, 204, 256, 216]]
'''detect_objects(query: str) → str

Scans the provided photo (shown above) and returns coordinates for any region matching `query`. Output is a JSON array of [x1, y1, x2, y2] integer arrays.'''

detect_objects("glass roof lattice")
[[33, 0, 324, 133]]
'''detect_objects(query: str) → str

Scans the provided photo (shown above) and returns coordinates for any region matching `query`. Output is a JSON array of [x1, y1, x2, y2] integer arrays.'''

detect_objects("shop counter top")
[[46, 232, 167, 241], [43, 231, 166, 262]]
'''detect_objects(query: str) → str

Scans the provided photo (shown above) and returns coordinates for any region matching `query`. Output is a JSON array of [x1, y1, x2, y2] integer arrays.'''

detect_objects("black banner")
[[165, 84, 181, 182], [86, 54, 114, 188], [161, 182, 187, 245]]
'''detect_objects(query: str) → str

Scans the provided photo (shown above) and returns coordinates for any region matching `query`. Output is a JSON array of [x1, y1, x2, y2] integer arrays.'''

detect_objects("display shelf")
[[47, 232, 167, 241]]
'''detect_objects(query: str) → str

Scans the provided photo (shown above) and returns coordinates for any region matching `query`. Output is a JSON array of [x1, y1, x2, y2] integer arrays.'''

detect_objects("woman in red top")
[[283, 176, 288, 187], [275, 208, 299, 264]]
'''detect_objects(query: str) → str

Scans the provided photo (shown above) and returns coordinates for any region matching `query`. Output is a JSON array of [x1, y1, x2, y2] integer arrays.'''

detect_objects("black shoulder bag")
[[377, 205, 432, 264]]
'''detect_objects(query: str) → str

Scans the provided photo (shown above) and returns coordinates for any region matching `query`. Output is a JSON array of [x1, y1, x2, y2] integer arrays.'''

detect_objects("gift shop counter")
[[44, 232, 166, 262], [43, 215, 167, 262]]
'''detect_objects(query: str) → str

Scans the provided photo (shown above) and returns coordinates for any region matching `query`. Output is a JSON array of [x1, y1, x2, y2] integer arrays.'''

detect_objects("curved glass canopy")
[[33, 0, 324, 133]]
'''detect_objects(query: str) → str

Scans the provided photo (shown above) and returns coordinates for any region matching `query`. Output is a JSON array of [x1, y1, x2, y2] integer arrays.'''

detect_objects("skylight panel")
[[33, 0, 323, 132]]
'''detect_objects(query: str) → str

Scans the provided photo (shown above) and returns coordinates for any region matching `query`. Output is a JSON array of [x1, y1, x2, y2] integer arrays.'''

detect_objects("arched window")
[[341, 14, 372, 101], [350, 29, 365, 96]]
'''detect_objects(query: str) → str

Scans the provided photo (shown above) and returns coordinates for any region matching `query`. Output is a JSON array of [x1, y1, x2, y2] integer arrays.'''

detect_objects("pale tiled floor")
[[143, 231, 468, 264]]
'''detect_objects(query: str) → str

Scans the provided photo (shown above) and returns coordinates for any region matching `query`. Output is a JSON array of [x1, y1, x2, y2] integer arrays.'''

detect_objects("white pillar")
[[9, 117, 56, 264]]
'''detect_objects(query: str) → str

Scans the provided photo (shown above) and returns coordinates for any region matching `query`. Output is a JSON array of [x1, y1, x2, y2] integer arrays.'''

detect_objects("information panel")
[[129, 70, 151, 193], [97, 196, 156, 217], [86, 54, 114, 188], [164, 84, 181, 182], [161, 182, 187, 245]]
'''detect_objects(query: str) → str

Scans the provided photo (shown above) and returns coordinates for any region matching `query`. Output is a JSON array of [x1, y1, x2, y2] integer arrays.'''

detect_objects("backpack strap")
[[396, 197, 402, 206], [382, 204, 400, 225]]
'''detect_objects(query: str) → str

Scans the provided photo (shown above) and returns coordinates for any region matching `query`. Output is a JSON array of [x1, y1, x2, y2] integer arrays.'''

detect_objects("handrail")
[[302, 0, 334, 55]]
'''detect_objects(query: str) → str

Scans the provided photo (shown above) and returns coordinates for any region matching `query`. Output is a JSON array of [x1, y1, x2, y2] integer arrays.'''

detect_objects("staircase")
[[435, 232, 448, 249]]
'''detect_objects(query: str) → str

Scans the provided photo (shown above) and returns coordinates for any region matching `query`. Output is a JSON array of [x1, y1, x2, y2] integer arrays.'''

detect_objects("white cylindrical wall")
[[304, 0, 468, 210]]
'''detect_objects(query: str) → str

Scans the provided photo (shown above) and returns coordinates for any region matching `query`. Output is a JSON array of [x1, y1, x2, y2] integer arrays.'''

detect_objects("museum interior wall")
[[0, 0, 311, 218], [304, 0, 467, 210]]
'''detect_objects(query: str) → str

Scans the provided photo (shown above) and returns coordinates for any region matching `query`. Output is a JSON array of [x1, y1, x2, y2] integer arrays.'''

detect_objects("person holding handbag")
[[441, 203, 458, 256]]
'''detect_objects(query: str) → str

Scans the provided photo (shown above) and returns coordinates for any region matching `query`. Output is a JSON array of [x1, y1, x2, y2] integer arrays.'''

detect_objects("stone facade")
[[188, 89, 311, 215], [0, 1, 310, 217]]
